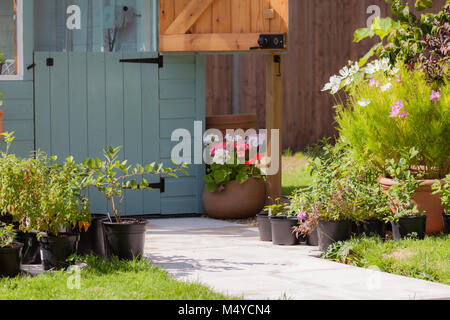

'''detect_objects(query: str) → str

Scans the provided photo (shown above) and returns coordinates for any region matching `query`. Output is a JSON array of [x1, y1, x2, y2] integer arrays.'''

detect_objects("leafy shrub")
[[354, 0, 449, 82], [432, 173, 450, 212], [0, 224, 16, 248], [383, 149, 425, 222], [335, 65, 449, 178], [0, 133, 91, 236]]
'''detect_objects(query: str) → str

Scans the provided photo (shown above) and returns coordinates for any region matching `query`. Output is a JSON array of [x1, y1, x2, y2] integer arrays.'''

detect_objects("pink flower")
[[237, 151, 246, 158], [298, 212, 306, 220], [235, 142, 250, 151], [389, 100, 408, 119], [369, 79, 380, 87], [399, 111, 408, 119], [210, 142, 227, 156], [430, 90, 441, 103], [395, 75, 402, 83]]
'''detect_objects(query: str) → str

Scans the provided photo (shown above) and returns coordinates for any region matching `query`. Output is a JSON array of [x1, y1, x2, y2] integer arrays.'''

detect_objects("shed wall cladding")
[[0, 0, 205, 215], [1, 0, 34, 157]]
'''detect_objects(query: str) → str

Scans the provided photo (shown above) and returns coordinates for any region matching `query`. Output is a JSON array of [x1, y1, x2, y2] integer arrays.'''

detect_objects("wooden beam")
[[164, 0, 215, 35], [160, 33, 265, 52], [265, 54, 283, 203]]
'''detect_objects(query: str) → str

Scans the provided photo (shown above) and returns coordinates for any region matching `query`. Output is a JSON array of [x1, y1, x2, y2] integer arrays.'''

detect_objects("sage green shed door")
[[34, 52, 161, 216]]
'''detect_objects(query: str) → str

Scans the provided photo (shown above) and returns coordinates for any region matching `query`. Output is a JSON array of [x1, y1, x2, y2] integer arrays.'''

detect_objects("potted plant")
[[202, 133, 267, 219], [323, 2, 449, 234], [290, 188, 319, 246], [0, 133, 42, 265], [0, 223, 23, 277], [20, 154, 90, 270], [383, 152, 427, 240], [83, 146, 187, 260], [266, 198, 299, 246], [291, 142, 359, 251], [432, 174, 450, 234], [74, 213, 108, 257], [352, 181, 390, 238], [0, 52, 6, 75], [256, 209, 272, 242], [0, 133, 91, 270]]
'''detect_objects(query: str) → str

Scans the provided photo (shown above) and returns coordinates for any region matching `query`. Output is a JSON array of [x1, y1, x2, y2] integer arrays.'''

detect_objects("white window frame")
[[0, 0, 23, 81]]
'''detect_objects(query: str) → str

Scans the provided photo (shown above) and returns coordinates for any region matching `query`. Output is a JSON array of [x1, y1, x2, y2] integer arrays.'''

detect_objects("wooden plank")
[[68, 52, 88, 162], [159, 0, 175, 33], [231, 0, 251, 33], [34, 53, 51, 154], [265, 54, 282, 202], [164, 0, 214, 35], [105, 53, 125, 155], [193, 1, 213, 33], [141, 52, 161, 214], [160, 33, 264, 52], [212, 0, 231, 33], [251, 0, 270, 33], [86, 52, 107, 214], [50, 53, 70, 159]]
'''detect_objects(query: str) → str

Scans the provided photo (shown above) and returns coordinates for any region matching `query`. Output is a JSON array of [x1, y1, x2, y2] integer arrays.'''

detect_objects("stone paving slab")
[[145, 217, 450, 300]]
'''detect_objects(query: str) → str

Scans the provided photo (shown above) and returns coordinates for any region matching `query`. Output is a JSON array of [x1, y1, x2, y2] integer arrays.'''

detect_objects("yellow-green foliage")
[[335, 65, 449, 178]]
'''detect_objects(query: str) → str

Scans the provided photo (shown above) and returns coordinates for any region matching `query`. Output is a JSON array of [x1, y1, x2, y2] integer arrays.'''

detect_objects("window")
[[34, 0, 155, 53], [0, 0, 23, 80]]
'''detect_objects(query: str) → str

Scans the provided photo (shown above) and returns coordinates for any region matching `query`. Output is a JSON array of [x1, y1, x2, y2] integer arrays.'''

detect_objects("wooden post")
[[265, 54, 283, 203]]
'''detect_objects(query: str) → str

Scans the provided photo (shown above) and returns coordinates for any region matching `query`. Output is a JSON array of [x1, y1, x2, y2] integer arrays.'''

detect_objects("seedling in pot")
[[83, 146, 188, 224]]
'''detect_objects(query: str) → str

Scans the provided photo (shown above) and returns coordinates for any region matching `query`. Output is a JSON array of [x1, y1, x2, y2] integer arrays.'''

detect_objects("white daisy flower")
[[381, 82, 392, 92], [204, 134, 220, 145], [358, 98, 371, 107], [212, 149, 230, 165]]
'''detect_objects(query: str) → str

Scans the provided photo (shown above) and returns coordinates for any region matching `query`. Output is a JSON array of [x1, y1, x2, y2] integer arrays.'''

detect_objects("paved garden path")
[[146, 217, 450, 300]]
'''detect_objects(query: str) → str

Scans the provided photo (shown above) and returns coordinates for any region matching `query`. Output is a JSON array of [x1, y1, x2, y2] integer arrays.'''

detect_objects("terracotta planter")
[[206, 114, 257, 135], [203, 178, 266, 219], [379, 177, 445, 234]]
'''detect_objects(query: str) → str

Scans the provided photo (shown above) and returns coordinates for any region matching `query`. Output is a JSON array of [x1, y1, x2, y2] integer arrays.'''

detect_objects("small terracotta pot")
[[203, 178, 266, 219], [379, 177, 445, 235], [206, 114, 258, 135]]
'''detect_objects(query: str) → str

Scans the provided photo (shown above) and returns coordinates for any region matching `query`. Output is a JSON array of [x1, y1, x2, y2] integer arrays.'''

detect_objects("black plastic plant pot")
[[391, 216, 427, 241], [0, 243, 23, 278], [102, 219, 147, 260], [270, 216, 299, 246], [16, 231, 41, 265], [443, 213, 450, 235], [77, 214, 108, 257], [357, 219, 386, 238], [40, 233, 79, 271], [307, 227, 319, 246], [256, 213, 272, 242], [317, 220, 351, 252]]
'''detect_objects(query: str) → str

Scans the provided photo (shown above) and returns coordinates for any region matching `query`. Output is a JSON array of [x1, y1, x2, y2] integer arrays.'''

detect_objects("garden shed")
[[0, 0, 289, 216]]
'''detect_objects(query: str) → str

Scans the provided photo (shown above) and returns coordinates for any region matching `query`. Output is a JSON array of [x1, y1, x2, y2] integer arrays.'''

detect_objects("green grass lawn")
[[0, 256, 235, 300], [322, 234, 450, 285], [282, 152, 314, 196]]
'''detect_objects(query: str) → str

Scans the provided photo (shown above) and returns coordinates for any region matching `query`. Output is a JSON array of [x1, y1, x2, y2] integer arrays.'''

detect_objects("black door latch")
[[250, 34, 285, 50], [123, 177, 165, 193], [120, 55, 164, 68]]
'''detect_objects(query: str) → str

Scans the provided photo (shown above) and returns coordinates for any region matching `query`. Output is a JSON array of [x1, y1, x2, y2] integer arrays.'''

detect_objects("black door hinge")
[[119, 55, 163, 68], [123, 177, 165, 193]]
